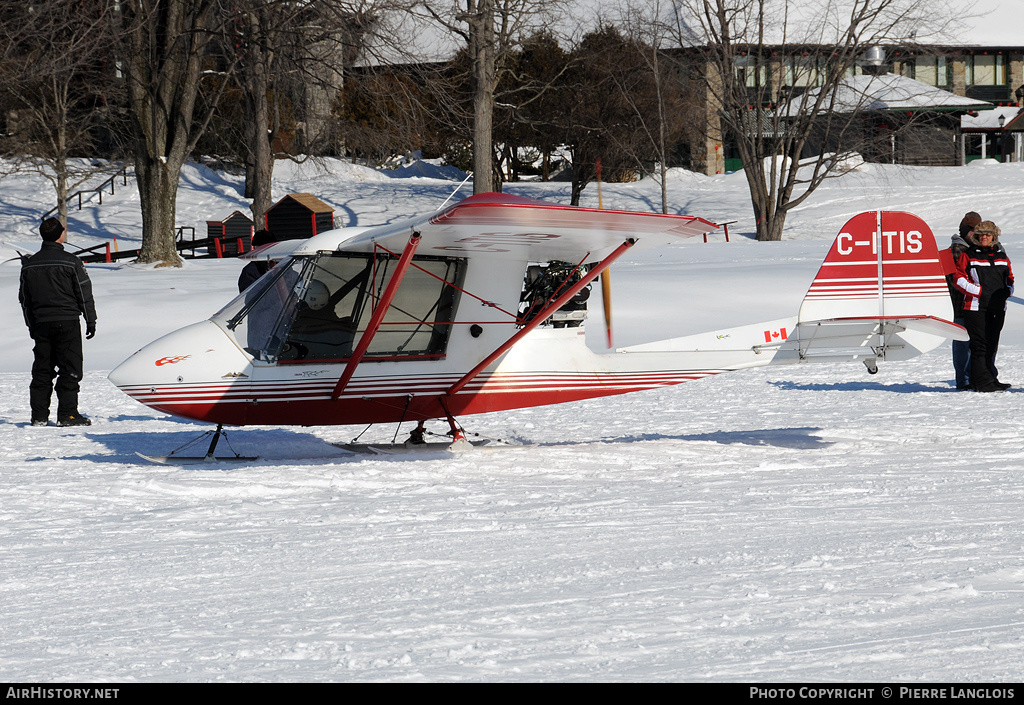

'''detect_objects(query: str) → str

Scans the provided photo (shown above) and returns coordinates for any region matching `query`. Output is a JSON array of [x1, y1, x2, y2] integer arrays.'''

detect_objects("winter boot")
[[57, 413, 92, 427]]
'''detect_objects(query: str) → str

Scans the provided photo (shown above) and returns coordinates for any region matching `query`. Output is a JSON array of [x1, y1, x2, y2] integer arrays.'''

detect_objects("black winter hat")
[[39, 218, 65, 242]]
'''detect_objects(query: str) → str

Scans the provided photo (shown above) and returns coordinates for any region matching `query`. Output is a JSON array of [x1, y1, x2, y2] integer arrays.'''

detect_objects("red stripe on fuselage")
[[116, 370, 717, 426]]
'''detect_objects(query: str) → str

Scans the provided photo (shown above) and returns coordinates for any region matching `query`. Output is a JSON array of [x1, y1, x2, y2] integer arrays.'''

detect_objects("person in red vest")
[[952, 220, 1014, 392], [947, 212, 980, 389]]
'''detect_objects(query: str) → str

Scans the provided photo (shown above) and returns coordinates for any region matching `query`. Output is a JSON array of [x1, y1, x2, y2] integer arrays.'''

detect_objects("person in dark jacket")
[[947, 212, 980, 389], [953, 220, 1014, 393], [18, 218, 97, 426], [237, 229, 278, 293]]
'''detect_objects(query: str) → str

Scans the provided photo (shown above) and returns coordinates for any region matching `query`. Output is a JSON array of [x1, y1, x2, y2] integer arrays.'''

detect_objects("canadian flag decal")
[[764, 328, 788, 343]]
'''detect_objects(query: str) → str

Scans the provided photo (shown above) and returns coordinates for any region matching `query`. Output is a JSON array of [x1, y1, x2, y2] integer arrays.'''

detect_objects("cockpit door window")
[[214, 252, 465, 363]]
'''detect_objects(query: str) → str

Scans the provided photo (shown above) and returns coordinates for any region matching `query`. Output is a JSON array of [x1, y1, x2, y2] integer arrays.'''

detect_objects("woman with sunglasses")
[[953, 220, 1015, 392]]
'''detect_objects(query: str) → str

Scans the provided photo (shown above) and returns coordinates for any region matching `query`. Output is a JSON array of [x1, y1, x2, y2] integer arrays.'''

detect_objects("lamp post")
[[997, 114, 1006, 162]]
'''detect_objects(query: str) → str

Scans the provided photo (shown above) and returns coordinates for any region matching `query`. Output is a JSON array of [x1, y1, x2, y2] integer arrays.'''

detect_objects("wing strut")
[[444, 238, 637, 398], [330, 233, 422, 400]]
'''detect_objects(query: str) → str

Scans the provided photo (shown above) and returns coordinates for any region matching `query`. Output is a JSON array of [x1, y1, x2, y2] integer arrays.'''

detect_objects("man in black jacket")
[[237, 229, 278, 293], [19, 218, 97, 426]]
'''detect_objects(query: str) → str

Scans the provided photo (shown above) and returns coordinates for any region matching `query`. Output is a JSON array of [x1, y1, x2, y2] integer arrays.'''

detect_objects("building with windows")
[[685, 43, 1024, 175], [961, 105, 1024, 163], [875, 46, 1024, 164]]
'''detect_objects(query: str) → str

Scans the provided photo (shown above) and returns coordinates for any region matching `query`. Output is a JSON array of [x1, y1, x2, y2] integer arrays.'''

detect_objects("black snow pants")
[[29, 319, 83, 421], [963, 308, 1005, 390]]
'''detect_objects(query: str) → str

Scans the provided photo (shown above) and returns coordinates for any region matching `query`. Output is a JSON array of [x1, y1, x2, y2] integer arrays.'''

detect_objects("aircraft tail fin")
[[799, 211, 952, 322], [770, 211, 966, 367]]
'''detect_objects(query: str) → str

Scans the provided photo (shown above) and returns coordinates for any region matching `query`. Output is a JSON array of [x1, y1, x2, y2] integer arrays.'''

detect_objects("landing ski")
[[335, 438, 522, 456], [135, 451, 259, 466]]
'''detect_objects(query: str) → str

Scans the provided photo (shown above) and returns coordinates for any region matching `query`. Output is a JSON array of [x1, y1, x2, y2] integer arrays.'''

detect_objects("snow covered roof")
[[782, 73, 992, 116], [962, 105, 1024, 131]]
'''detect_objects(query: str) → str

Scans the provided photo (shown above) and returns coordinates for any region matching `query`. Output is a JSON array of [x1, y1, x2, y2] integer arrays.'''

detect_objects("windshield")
[[212, 251, 465, 364], [212, 256, 305, 361]]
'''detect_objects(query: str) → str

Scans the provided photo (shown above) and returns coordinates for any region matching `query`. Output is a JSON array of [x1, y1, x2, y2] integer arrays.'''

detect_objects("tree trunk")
[[658, 80, 668, 214], [469, 0, 495, 194], [136, 155, 184, 265], [249, 124, 274, 228], [570, 182, 583, 206], [54, 104, 69, 225], [56, 169, 68, 227], [246, 69, 274, 227], [121, 0, 219, 267], [755, 211, 786, 241], [570, 160, 588, 206], [241, 9, 274, 227], [746, 176, 786, 241]]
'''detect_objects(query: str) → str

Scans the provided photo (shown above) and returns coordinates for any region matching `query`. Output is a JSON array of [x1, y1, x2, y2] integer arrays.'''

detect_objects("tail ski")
[[770, 210, 968, 368], [621, 211, 967, 373]]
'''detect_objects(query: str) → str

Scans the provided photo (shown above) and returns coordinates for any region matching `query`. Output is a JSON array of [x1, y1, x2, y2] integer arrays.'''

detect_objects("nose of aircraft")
[[108, 320, 253, 424]]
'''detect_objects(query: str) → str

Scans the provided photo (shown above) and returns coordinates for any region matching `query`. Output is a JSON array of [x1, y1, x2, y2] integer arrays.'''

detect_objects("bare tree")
[[0, 0, 125, 225], [676, 0, 953, 241], [413, 0, 567, 194], [120, 0, 234, 266], [228, 1, 387, 226], [609, 0, 701, 213]]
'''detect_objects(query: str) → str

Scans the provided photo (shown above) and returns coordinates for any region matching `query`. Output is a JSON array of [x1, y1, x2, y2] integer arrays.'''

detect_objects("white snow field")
[[2, 156, 1024, 682]]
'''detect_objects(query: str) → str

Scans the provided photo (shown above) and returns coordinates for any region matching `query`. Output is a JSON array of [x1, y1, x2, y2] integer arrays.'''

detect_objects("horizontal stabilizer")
[[768, 315, 967, 365]]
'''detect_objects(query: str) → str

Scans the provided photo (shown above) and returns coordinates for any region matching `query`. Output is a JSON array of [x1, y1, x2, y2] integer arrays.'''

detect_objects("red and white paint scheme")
[[109, 197, 967, 431]]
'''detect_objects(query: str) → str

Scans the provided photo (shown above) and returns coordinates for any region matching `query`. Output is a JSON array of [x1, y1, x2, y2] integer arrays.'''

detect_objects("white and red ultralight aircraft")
[[108, 193, 967, 459]]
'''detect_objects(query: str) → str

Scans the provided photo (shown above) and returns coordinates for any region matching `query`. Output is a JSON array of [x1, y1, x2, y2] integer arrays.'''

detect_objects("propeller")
[[601, 270, 613, 348], [596, 158, 614, 348]]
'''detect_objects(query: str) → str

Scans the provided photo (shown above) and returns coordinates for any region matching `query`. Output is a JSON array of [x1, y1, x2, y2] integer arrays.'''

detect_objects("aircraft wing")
[[244, 193, 719, 263]]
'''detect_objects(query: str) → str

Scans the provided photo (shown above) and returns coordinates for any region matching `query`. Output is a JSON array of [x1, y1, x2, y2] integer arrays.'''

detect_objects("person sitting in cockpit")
[[279, 280, 357, 361]]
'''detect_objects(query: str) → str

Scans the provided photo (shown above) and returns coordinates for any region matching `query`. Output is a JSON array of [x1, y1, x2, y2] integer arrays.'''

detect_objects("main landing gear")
[[339, 415, 515, 456], [390, 416, 473, 452]]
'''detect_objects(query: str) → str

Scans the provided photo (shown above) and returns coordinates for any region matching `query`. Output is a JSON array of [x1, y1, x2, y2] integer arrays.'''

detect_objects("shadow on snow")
[[768, 380, 974, 393], [55, 426, 355, 467], [554, 426, 834, 450]]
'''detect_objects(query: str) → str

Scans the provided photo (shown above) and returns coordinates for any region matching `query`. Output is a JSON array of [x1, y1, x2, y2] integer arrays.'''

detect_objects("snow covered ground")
[[3, 157, 1024, 682]]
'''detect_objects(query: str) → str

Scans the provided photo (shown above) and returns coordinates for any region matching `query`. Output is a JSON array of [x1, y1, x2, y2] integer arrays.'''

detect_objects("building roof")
[[782, 73, 993, 117], [206, 210, 253, 224], [272, 193, 334, 214], [962, 105, 1024, 131]]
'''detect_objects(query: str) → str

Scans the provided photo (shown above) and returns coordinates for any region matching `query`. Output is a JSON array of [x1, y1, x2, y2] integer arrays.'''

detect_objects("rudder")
[[800, 211, 952, 323]]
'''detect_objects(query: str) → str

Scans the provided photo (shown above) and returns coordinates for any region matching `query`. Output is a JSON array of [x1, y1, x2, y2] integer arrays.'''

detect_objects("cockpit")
[[212, 252, 465, 364]]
